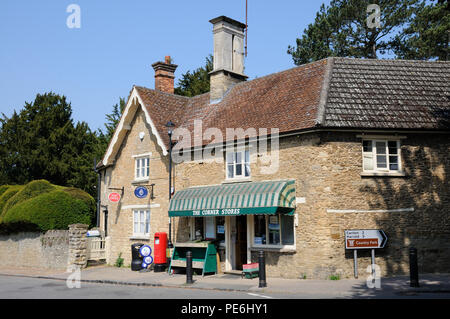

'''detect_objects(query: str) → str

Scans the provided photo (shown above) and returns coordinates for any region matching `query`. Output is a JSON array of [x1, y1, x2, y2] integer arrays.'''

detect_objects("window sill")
[[222, 177, 252, 184], [129, 236, 150, 241], [361, 171, 406, 177], [132, 178, 150, 184], [250, 246, 296, 253]]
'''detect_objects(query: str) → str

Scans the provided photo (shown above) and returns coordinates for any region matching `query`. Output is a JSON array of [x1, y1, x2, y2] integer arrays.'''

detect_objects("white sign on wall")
[[345, 229, 387, 249]]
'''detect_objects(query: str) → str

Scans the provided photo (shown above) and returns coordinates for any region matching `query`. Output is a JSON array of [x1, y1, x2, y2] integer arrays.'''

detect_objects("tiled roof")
[[135, 57, 449, 150], [323, 58, 450, 130], [136, 58, 329, 149]]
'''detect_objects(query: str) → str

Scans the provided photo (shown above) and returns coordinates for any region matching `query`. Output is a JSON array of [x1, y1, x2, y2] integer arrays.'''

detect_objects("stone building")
[[97, 16, 450, 279]]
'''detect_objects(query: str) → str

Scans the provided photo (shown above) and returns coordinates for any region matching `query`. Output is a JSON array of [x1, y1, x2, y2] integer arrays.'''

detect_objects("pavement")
[[0, 265, 449, 298]]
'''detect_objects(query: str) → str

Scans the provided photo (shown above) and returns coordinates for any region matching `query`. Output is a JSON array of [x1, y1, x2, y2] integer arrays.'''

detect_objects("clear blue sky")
[[0, 0, 330, 132]]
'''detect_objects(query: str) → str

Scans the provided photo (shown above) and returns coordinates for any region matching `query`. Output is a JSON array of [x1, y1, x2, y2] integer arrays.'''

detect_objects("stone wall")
[[67, 224, 89, 270], [0, 230, 69, 270], [0, 224, 91, 271]]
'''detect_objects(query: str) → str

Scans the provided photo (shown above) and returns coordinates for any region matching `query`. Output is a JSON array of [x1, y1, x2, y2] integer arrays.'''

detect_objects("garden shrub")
[[2, 189, 95, 232], [0, 185, 10, 197], [2, 180, 55, 214], [0, 185, 24, 221]]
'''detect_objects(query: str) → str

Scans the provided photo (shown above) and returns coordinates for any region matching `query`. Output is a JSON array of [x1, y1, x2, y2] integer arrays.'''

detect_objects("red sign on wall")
[[108, 192, 121, 202], [346, 238, 379, 248]]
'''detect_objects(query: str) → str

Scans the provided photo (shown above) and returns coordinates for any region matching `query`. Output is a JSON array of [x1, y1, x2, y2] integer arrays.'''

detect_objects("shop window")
[[133, 210, 150, 237], [216, 216, 225, 246], [191, 217, 225, 246], [194, 217, 204, 240], [362, 140, 401, 173], [226, 150, 250, 179], [205, 217, 215, 240], [253, 214, 295, 247]]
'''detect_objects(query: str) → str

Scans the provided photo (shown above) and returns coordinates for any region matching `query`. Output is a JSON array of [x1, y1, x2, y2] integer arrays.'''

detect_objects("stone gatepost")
[[67, 224, 89, 270]]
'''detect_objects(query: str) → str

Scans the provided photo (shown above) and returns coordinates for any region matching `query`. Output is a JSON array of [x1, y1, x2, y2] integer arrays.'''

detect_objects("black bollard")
[[186, 250, 194, 284], [258, 250, 267, 288], [409, 247, 419, 287]]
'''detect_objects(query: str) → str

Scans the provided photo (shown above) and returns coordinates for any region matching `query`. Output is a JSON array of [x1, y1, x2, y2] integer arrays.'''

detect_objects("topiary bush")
[[0, 180, 96, 234], [2, 189, 95, 232], [0, 185, 24, 221], [0, 185, 10, 197], [2, 180, 55, 214]]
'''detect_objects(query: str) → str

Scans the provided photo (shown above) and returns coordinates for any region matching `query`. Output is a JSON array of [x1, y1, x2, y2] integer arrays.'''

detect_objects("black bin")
[[131, 243, 144, 271]]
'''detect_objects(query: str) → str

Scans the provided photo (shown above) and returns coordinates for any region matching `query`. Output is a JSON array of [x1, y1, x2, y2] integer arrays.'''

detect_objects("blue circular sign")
[[139, 245, 152, 257], [134, 186, 148, 199], [143, 256, 153, 265]]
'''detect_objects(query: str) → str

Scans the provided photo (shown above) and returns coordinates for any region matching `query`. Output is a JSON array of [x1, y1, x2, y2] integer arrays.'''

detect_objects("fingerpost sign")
[[345, 229, 387, 279]]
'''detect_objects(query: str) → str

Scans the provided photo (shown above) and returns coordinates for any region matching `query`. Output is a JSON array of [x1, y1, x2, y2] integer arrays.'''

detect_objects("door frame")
[[225, 215, 251, 271]]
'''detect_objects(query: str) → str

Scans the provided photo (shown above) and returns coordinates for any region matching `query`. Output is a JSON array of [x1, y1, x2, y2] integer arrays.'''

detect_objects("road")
[[0, 274, 449, 300], [0, 275, 277, 299]]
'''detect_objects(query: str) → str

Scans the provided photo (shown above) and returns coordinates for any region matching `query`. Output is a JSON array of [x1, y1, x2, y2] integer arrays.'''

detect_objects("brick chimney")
[[209, 16, 248, 103], [152, 56, 178, 94]]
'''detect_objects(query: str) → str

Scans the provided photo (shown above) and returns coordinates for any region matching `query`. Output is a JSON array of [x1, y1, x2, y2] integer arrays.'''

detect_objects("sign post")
[[345, 229, 387, 279]]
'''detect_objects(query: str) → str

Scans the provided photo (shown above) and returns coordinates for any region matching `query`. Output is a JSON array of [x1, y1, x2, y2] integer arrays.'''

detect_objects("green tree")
[[392, 0, 449, 60], [96, 97, 126, 159], [174, 55, 213, 97], [0, 92, 100, 197], [287, 0, 421, 65]]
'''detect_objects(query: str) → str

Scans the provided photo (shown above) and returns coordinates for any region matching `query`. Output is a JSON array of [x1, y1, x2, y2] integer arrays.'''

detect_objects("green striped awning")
[[168, 180, 295, 217]]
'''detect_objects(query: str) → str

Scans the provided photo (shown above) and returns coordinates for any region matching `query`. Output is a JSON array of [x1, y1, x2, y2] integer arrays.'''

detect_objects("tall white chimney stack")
[[209, 16, 248, 103]]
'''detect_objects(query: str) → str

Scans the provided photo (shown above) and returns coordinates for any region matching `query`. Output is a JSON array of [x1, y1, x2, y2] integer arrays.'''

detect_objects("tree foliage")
[[391, 0, 449, 60], [174, 55, 213, 97], [0, 92, 101, 197], [287, 0, 448, 65], [96, 97, 126, 159]]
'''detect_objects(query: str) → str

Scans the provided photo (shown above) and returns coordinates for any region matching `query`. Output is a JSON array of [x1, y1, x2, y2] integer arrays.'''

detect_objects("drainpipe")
[[94, 158, 101, 228]]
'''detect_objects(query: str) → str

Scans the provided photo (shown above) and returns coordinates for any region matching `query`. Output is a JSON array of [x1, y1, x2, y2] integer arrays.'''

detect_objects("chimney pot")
[[152, 56, 178, 94]]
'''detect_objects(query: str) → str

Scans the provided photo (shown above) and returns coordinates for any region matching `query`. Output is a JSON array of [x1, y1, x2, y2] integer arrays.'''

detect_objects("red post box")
[[154, 232, 168, 268]]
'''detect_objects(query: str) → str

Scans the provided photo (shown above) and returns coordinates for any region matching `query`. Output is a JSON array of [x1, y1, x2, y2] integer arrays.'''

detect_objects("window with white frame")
[[135, 156, 150, 180], [253, 214, 295, 247], [133, 210, 150, 237], [226, 150, 250, 179], [362, 140, 401, 173]]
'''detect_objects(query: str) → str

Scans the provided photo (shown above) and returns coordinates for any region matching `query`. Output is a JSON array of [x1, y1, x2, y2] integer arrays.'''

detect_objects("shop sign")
[[345, 229, 387, 249], [108, 192, 121, 203], [192, 208, 241, 216], [134, 186, 148, 199]]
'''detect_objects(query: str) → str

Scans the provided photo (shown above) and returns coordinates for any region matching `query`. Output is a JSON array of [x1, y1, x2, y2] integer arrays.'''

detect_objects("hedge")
[[0, 185, 24, 221], [0, 180, 96, 233], [2, 180, 56, 214], [2, 189, 95, 232]]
